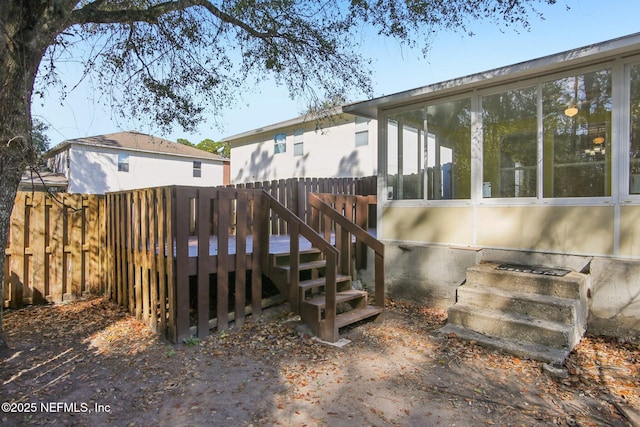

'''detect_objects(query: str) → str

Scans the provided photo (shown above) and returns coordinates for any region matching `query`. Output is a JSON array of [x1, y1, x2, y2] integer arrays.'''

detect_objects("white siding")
[[51, 144, 225, 194], [230, 116, 377, 183]]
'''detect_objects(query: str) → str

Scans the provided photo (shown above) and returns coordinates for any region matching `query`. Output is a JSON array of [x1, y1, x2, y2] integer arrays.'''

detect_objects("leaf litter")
[[0, 296, 637, 426]]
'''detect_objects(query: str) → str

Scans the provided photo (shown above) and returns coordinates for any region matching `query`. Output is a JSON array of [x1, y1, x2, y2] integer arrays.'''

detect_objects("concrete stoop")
[[440, 262, 589, 364]]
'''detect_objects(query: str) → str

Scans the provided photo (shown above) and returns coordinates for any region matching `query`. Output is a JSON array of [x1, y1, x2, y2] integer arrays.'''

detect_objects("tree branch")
[[70, 0, 274, 40]]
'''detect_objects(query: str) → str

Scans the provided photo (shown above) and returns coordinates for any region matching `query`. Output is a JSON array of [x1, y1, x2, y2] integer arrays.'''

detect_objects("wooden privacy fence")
[[3, 192, 106, 308]]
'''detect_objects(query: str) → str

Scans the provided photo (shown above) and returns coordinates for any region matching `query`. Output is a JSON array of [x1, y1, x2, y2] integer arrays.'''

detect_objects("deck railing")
[[309, 193, 385, 309], [229, 176, 377, 233], [262, 192, 340, 336], [108, 186, 271, 342], [106, 186, 351, 343]]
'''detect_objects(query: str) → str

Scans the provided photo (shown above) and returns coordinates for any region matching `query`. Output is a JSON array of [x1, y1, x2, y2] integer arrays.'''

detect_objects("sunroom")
[[346, 33, 640, 335]]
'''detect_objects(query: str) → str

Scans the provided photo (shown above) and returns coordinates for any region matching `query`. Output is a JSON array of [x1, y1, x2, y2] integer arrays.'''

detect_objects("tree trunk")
[[0, 1, 68, 350]]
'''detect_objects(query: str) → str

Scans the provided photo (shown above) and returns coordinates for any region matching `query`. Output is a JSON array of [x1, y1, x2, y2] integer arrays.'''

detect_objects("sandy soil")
[[0, 296, 638, 426]]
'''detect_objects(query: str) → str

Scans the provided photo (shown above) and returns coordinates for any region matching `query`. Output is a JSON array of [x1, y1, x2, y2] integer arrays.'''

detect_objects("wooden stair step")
[[275, 260, 327, 271], [303, 289, 366, 307], [299, 274, 351, 290], [336, 306, 384, 329]]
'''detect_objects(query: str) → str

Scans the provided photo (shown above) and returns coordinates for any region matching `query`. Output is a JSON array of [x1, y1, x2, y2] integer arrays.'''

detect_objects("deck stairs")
[[266, 248, 383, 341], [440, 262, 589, 364]]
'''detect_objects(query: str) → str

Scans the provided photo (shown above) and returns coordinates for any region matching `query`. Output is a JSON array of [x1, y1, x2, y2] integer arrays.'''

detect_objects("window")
[[426, 99, 471, 200], [629, 64, 640, 194], [542, 69, 612, 198], [387, 111, 425, 200], [355, 117, 370, 146], [293, 129, 304, 156], [482, 86, 538, 198], [118, 153, 129, 172], [386, 99, 471, 200], [274, 132, 286, 154], [193, 161, 202, 177]]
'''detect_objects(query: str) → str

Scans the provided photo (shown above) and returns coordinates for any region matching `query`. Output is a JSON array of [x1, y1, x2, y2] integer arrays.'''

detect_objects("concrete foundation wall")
[[371, 242, 640, 337]]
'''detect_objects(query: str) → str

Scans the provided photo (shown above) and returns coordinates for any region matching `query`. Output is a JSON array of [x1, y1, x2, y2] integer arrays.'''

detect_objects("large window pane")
[[426, 99, 471, 199], [542, 70, 612, 197], [386, 109, 425, 200], [482, 87, 537, 198], [630, 64, 640, 194]]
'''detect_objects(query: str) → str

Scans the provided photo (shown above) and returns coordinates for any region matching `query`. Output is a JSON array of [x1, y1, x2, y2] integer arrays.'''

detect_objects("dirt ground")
[[0, 296, 638, 427]]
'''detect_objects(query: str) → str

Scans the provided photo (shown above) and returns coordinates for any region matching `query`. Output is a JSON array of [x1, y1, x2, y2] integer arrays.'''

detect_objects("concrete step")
[[466, 262, 586, 299], [439, 323, 569, 364], [447, 303, 574, 349], [456, 282, 579, 325]]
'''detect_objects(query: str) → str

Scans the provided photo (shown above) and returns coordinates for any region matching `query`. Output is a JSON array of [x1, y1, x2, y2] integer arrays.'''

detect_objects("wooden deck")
[[106, 185, 383, 343]]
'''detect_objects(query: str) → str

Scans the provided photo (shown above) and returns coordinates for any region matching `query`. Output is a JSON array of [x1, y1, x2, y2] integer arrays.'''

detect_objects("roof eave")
[[220, 106, 347, 143], [345, 32, 640, 118]]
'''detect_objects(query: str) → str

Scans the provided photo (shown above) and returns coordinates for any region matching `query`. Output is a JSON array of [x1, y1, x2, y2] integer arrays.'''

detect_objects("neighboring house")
[[221, 108, 377, 184], [19, 169, 68, 193], [45, 131, 229, 194], [345, 33, 640, 335]]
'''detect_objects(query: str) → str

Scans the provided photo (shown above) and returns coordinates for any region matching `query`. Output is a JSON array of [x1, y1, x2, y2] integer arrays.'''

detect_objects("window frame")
[[117, 152, 129, 173], [381, 94, 473, 207], [355, 117, 370, 147], [381, 61, 638, 208], [193, 160, 202, 178], [293, 129, 304, 156], [274, 132, 287, 154]]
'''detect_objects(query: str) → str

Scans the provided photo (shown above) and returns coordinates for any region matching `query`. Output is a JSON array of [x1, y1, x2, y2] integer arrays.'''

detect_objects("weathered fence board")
[[3, 192, 106, 308]]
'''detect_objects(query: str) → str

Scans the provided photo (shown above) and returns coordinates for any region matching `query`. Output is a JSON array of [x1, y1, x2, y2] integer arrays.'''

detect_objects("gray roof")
[[47, 131, 225, 161]]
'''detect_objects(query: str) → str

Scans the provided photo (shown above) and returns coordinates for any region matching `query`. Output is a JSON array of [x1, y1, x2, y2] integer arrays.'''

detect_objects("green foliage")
[[32, 119, 50, 156], [196, 139, 230, 158], [31, 0, 559, 135], [177, 137, 230, 157], [176, 138, 195, 147], [183, 335, 201, 346]]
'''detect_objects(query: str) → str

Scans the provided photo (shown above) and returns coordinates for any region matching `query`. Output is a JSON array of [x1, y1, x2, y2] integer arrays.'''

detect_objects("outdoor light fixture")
[[592, 126, 605, 145], [564, 106, 579, 117], [565, 76, 579, 117]]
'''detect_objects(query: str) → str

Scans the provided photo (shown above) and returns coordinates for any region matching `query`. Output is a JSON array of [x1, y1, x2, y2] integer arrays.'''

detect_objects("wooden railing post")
[[308, 193, 385, 311]]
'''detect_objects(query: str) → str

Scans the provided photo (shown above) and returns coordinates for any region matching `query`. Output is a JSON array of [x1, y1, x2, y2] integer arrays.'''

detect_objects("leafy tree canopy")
[[177, 137, 230, 157], [28, 0, 560, 136]]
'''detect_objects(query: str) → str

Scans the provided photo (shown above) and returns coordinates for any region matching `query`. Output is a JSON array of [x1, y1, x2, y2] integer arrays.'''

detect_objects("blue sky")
[[33, 0, 640, 146]]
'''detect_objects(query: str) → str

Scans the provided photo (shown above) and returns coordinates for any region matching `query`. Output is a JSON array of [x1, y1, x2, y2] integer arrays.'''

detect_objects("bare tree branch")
[[70, 0, 275, 40]]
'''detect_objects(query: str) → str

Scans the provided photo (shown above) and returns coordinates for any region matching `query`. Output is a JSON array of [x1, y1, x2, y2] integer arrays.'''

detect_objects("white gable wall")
[[230, 115, 377, 183], [48, 144, 225, 194]]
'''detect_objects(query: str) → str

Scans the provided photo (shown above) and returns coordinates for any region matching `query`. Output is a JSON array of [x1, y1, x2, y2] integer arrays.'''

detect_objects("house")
[[221, 107, 377, 184], [45, 131, 229, 194], [344, 33, 640, 336], [19, 168, 68, 193]]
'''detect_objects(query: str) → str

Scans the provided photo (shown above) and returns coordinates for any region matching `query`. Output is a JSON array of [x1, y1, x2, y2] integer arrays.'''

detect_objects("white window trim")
[[381, 61, 639, 208]]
